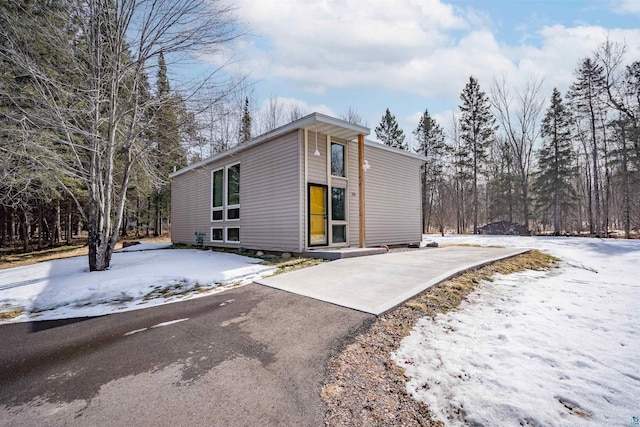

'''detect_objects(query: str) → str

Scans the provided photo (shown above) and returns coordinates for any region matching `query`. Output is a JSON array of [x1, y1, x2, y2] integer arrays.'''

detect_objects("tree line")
[[373, 41, 639, 238], [1, 0, 638, 273], [0, 0, 241, 270]]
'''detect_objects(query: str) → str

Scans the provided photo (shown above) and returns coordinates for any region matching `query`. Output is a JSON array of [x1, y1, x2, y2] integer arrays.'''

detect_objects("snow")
[[0, 247, 277, 324], [394, 235, 640, 426]]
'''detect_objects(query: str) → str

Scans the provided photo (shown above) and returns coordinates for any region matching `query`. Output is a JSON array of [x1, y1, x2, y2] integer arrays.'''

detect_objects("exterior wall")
[[241, 131, 301, 252], [306, 131, 328, 185], [172, 165, 212, 246], [171, 130, 301, 252], [364, 143, 424, 246]]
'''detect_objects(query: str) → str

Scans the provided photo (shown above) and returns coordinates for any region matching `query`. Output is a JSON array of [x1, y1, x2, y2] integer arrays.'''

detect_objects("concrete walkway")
[[257, 246, 528, 315]]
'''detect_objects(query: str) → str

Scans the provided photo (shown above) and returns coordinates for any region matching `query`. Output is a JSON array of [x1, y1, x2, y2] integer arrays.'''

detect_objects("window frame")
[[210, 227, 223, 243], [225, 162, 241, 221], [211, 168, 224, 222], [225, 227, 240, 243], [330, 142, 346, 178]]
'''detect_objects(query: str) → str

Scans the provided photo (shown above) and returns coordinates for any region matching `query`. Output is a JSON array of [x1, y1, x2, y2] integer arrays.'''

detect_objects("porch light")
[[313, 126, 320, 156], [363, 160, 370, 171]]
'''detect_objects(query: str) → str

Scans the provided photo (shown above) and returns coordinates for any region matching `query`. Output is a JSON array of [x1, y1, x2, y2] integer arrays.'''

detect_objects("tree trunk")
[[20, 209, 29, 252], [67, 199, 73, 244]]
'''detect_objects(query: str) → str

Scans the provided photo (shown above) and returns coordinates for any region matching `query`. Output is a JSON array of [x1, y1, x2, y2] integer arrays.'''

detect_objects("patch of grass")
[[0, 309, 24, 320], [263, 257, 325, 276]]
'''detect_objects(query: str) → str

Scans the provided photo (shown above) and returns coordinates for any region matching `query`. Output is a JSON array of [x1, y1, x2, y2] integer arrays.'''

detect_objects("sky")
[[199, 0, 640, 148]]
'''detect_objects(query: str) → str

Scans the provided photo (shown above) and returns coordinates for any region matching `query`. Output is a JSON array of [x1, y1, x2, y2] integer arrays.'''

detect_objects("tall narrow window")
[[211, 169, 223, 221], [227, 164, 240, 220], [331, 143, 345, 177], [331, 187, 345, 221]]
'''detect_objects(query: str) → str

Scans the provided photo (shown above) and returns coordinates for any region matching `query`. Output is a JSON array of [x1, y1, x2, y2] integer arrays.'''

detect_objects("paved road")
[[0, 284, 374, 426]]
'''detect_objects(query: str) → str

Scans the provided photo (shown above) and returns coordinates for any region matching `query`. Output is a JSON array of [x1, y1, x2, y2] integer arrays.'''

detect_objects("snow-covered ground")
[[0, 243, 276, 324], [395, 235, 640, 427]]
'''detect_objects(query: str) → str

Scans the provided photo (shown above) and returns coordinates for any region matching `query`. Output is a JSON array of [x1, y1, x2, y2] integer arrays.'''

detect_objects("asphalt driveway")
[[0, 284, 373, 426]]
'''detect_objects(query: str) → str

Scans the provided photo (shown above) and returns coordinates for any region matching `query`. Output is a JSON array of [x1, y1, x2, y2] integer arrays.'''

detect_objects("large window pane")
[[211, 228, 223, 242], [227, 227, 240, 242], [331, 187, 345, 220], [332, 225, 346, 243], [227, 164, 240, 205], [212, 169, 223, 208], [331, 143, 345, 177]]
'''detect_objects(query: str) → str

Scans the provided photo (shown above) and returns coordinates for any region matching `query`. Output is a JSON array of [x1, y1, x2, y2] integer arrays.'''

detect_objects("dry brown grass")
[[322, 250, 557, 426], [0, 235, 171, 270], [0, 309, 24, 320]]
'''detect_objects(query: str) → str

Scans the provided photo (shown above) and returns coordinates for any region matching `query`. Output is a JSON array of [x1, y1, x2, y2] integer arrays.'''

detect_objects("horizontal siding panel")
[[307, 132, 327, 184], [364, 143, 423, 246], [241, 131, 301, 252]]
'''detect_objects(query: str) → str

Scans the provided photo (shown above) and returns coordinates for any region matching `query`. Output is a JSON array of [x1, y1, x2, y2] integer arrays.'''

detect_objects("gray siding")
[[364, 143, 424, 246], [241, 131, 301, 252], [171, 130, 301, 252], [171, 165, 212, 245], [307, 131, 328, 185]]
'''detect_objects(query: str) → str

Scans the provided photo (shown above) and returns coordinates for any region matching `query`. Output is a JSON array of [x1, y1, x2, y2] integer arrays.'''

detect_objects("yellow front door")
[[309, 184, 327, 246]]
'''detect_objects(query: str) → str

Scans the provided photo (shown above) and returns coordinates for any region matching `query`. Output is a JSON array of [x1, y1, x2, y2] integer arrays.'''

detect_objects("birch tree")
[[1, 0, 240, 270]]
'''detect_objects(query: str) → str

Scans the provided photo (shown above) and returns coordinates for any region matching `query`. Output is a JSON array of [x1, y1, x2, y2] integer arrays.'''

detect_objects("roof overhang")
[[170, 112, 370, 178], [296, 112, 370, 141]]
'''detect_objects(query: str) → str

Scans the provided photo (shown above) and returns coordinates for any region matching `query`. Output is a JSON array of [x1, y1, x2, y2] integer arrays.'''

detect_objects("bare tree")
[[340, 106, 369, 127], [491, 75, 545, 228], [1, 0, 241, 270]]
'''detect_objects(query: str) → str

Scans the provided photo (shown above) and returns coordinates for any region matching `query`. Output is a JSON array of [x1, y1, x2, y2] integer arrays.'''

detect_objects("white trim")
[[210, 227, 223, 243], [330, 140, 347, 179], [225, 162, 241, 222], [225, 227, 240, 244], [211, 168, 224, 222], [363, 139, 427, 161]]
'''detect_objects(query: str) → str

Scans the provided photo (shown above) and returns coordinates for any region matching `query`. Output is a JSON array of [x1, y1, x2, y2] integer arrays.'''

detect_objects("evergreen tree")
[[568, 57, 606, 236], [413, 109, 447, 232], [534, 88, 576, 235], [375, 108, 406, 150], [458, 76, 497, 234], [239, 96, 251, 143]]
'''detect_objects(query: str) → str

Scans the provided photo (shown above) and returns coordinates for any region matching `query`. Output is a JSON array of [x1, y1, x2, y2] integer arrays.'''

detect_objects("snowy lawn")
[[0, 243, 276, 324], [395, 235, 639, 427]]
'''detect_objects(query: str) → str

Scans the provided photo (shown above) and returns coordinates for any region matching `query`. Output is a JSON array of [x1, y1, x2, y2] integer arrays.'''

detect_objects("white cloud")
[[613, 0, 640, 13], [205, 0, 640, 122]]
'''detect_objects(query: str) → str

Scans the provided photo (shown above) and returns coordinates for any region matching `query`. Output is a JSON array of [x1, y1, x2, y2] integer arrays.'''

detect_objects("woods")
[[1, 1, 639, 274], [407, 41, 640, 237], [0, 0, 242, 270]]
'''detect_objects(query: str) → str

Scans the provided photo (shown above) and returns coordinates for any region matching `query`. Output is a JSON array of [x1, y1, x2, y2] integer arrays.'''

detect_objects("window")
[[226, 163, 240, 220], [211, 169, 223, 221], [332, 225, 346, 243], [211, 227, 223, 242], [331, 188, 345, 221], [331, 143, 345, 177], [226, 227, 240, 242]]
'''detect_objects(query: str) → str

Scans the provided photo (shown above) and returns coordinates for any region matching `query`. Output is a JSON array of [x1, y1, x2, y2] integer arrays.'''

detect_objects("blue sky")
[[199, 0, 640, 147]]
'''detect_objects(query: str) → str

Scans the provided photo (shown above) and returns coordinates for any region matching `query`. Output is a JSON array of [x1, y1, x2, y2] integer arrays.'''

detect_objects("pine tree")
[[459, 76, 497, 234], [375, 108, 406, 150], [534, 88, 576, 235], [413, 109, 447, 232], [239, 97, 251, 143], [568, 58, 606, 237]]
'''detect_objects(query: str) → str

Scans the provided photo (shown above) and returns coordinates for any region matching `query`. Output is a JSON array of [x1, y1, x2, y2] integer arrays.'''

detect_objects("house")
[[169, 112, 425, 254]]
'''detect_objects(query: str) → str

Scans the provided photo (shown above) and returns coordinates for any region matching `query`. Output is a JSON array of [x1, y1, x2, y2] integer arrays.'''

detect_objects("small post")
[[358, 134, 366, 248]]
